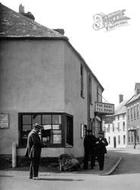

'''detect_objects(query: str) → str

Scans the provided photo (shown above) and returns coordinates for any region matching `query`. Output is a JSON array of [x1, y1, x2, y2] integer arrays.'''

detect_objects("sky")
[[1, 0, 140, 107]]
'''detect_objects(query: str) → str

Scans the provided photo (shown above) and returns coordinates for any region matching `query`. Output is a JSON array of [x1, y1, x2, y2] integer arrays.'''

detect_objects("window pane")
[[52, 125, 60, 129], [32, 114, 41, 124], [42, 115, 51, 124], [22, 124, 32, 131], [53, 134, 62, 144], [52, 115, 61, 124], [22, 115, 31, 124]]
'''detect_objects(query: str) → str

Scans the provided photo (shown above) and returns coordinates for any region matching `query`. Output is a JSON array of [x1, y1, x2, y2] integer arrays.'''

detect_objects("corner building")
[[0, 3, 105, 158]]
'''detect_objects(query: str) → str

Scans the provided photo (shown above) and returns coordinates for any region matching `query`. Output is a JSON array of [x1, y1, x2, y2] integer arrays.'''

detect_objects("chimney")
[[119, 94, 123, 103], [19, 4, 25, 14], [19, 4, 35, 21], [135, 83, 140, 95], [54, 29, 65, 35]]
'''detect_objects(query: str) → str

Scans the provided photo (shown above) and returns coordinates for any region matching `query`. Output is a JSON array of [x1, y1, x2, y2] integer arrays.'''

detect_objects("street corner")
[[101, 155, 122, 176]]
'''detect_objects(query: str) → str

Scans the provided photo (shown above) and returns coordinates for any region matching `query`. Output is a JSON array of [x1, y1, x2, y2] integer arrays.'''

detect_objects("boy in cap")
[[25, 123, 43, 179]]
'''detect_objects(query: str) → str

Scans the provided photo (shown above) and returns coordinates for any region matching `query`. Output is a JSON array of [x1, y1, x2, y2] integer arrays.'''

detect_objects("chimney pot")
[[54, 29, 65, 35], [119, 94, 123, 103], [19, 4, 25, 14]]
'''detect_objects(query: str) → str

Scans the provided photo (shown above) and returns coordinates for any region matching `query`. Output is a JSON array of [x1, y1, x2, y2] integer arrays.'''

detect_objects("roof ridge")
[[0, 3, 68, 39]]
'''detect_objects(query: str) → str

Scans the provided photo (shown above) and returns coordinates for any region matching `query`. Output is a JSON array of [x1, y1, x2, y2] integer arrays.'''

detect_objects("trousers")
[[29, 157, 40, 178], [84, 151, 96, 169], [97, 153, 105, 170]]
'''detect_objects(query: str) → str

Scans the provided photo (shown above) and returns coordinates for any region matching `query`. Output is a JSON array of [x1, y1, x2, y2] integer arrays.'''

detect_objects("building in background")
[[125, 83, 140, 149], [0, 3, 114, 159], [104, 95, 127, 148]]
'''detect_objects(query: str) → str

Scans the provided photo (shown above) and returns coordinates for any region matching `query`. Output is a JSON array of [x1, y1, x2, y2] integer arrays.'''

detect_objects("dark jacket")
[[25, 130, 42, 159], [96, 137, 108, 155], [84, 134, 97, 153]]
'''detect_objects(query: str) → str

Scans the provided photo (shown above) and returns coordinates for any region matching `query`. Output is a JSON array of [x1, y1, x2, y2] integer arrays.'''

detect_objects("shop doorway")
[[114, 137, 116, 148]]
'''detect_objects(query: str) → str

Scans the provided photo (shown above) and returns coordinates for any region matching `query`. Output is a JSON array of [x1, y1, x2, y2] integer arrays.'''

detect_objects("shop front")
[[18, 112, 73, 157]]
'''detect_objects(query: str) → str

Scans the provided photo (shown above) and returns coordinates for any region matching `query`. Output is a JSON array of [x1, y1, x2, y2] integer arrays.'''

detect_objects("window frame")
[[80, 64, 84, 98], [18, 112, 73, 148]]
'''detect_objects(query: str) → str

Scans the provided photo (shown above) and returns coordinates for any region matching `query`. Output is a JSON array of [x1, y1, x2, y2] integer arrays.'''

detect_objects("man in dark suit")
[[25, 123, 43, 180], [83, 129, 97, 169], [96, 131, 108, 170]]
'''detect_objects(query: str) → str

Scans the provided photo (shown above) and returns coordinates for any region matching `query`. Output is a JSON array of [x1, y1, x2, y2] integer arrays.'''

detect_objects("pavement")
[[0, 151, 122, 177]]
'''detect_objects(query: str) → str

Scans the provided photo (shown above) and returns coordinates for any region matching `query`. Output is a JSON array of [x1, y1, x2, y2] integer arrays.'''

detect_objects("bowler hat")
[[33, 123, 43, 130]]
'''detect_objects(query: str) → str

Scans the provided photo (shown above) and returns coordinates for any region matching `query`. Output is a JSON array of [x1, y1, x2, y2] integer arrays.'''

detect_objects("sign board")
[[95, 102, 114, 115], [0, 113, 9, 129]]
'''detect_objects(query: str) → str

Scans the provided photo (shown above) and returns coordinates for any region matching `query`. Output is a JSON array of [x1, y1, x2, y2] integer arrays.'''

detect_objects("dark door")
[[114, 137, 116, 148]]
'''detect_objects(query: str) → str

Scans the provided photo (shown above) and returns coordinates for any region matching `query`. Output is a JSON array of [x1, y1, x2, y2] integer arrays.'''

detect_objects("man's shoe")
[[33, 177, 39, 180]]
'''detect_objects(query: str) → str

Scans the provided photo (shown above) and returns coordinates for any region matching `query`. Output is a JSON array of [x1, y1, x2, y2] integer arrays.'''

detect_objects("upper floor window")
[[97, 87, 101, 102], [89, 74, 93, 104], [108, 137, 110, 144], [137, 104, 139, 119], [117, 122, 120, 132], [80, 64, 84, 98], [127, 109, 130, 122], [107, 124, 110, 133], [131, 107, 133, 121], [112, 123, 115, 132], [134, 106, 136, 120], [123, 121, 125, 131]]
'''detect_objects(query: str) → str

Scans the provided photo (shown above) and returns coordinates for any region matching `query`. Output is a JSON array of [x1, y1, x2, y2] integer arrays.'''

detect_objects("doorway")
[[114, 137, 116, 148]]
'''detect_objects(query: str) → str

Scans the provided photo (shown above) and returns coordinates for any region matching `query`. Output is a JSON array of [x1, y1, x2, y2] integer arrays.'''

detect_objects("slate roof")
[[0, 3, 67, 39], [125, 93, 140, 106]]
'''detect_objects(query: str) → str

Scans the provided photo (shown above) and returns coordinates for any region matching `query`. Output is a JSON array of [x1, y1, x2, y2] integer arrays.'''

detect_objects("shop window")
[[19, 113, 73, 148]]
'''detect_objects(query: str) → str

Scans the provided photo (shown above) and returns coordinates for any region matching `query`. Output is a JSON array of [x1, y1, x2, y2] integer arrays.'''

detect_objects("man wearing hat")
[[83, 129, 97, 169], [25, 123, 43, 179], [96, 131, 108, 170]]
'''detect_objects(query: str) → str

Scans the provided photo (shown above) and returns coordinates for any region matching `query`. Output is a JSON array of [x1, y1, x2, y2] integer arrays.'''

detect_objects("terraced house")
[[104, 95, 127, 149], [0, 3, 113, 159], [126, 83, 140, 149]]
